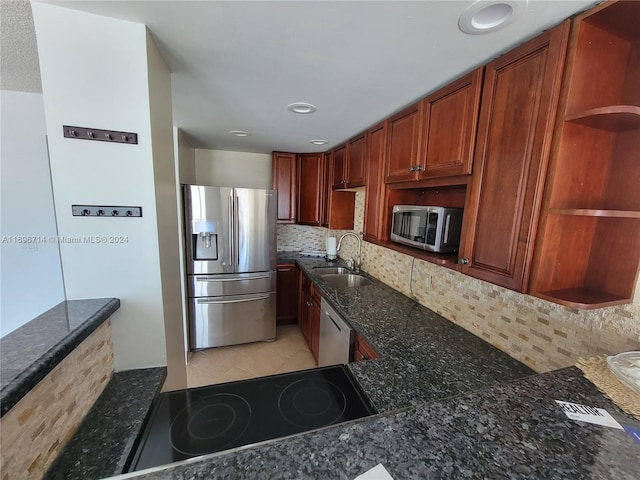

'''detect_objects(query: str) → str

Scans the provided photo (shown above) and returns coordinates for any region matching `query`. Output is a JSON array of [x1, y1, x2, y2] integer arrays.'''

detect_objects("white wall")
[[0, 90, 65, 336], [32, 4, 180, 373], [195, 149, 272, 188]]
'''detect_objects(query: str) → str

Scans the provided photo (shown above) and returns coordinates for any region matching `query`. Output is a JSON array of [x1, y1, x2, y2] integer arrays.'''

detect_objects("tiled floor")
[[186, 325, 317, 388]]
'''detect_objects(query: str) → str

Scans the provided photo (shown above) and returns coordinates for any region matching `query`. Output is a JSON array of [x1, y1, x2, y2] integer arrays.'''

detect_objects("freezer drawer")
[[189, 292, 276, 349], [188, 272, 276, 298]]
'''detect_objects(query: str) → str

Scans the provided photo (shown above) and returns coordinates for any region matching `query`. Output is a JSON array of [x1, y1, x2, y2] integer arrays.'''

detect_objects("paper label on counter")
[[555, 400, 623, 429], [354, 464, 395, 480]]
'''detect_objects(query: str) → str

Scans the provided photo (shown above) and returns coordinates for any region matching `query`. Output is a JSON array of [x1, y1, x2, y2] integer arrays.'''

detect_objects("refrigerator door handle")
[[195, 274, 271, 282], [228, 191, 235, 268], [234, 193, 240, 266], [196, 294, 270, 304]]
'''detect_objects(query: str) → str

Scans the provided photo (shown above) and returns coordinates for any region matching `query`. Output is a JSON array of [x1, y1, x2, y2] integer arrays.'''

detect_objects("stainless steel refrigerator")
[[183, 185, 277, 349]]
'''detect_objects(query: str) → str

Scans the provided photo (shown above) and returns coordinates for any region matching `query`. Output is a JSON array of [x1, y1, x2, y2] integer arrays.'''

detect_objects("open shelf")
[[535, 288, 629, 310], [530, 1, 640, 309], [566, 105, 640, 131], [373, 239, 460, 269], [531, 215, 640, 310], [549, 208, 640, 218]]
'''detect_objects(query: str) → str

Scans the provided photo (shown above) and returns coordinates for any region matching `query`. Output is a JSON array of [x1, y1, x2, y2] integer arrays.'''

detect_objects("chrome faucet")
[[337, 232, 362, 273]]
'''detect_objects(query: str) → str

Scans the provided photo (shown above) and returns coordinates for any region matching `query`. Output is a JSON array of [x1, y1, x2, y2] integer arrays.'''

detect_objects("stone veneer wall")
[[0, 321, 114, 480], [280, 191, 640, 372]]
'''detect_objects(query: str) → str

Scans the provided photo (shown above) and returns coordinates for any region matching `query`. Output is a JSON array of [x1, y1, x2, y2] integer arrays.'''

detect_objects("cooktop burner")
[[127, 365, 375, 472]]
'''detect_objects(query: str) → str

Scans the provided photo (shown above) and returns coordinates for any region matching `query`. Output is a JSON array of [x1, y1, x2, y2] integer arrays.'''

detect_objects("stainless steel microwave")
[[391, 205, 463, 253]]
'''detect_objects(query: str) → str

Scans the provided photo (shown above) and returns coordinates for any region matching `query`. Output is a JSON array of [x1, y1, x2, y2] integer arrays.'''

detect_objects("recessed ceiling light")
[[229, 130, 250, 137], [309, 139, 328, 145], [459, 0, 527, 35], [287, 102, 317, 114]]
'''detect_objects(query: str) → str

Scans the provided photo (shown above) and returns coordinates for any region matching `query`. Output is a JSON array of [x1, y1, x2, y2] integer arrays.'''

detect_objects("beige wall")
[[147, 30, 187, 391], [0, 321, 114, 479], [195, 149, 272, 188], [280, 191, 640, 372], [174, 128, 196, 185]]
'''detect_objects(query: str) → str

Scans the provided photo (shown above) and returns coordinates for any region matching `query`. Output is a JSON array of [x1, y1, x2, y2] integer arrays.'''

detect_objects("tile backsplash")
[[278, 190, 640, 373]]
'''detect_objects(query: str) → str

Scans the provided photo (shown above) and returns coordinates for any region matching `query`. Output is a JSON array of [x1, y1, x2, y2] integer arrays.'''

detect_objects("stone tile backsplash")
[[279, 190, 640, 373]]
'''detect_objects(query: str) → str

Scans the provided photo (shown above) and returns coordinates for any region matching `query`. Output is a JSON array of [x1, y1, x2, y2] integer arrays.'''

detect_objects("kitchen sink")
[[314, 267, 351, 276], [321, 274, 373, 288]]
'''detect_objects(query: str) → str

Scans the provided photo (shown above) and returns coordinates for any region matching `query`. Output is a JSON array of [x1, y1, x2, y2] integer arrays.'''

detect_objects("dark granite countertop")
[[45, 367, 167, 480], [0, 298, 120, 416], [99, 256, 638, 478], [113, 367, 640, 479], [288, 255, 535, 412]]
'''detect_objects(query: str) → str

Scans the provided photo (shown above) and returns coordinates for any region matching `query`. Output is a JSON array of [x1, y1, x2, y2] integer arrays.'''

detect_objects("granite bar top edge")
[[43, 367, 167, 480], [1, 298, 120, 417]]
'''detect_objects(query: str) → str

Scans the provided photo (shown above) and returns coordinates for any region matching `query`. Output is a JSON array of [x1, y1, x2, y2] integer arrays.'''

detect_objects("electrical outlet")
[[424, 275, 432, 289]]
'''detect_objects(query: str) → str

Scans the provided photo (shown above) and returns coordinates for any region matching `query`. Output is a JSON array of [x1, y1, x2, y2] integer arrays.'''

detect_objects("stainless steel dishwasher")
[[318, 298, 354, 367]]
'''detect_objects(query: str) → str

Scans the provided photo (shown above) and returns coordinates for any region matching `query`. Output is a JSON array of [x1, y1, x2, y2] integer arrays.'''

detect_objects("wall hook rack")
[[63, 125, 138, 144]]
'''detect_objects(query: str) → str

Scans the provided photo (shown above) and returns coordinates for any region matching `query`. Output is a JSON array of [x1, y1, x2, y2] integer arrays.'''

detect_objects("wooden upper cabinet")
[[321, 152, 332, 227], [345, 133, 366, 187], [363, 121, 387, 242], [384, 102, 424, 184], [272, 152, 297, 223], [322, 151, 355, 229], [297, 153, 324, 226], [331, 145, 347, 188], [530, 1, 640, 309], [419, 68, 483, 180], [459, 21, 570, 292]]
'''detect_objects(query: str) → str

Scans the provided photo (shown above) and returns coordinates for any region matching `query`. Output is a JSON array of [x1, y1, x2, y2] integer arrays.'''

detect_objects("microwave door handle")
[[443, 214, 451, 243]]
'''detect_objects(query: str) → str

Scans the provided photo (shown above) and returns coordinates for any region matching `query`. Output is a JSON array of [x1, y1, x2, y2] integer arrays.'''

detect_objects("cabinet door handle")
[[459, 258, 469, 265]]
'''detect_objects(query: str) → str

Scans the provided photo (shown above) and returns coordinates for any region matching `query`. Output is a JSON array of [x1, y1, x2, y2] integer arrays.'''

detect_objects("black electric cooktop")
[[127, 365, 376, 472]]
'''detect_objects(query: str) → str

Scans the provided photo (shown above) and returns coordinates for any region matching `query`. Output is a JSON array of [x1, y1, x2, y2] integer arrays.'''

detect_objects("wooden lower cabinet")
[[309, 288, 321, 363], [298, 270, 320, 364], [353, 333, 378, 362], [276, 263, 297, 325]]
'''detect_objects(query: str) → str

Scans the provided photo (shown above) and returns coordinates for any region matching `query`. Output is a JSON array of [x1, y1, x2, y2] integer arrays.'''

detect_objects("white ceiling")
[[8, 1, 599, 153], [1, 0, 42, 93]]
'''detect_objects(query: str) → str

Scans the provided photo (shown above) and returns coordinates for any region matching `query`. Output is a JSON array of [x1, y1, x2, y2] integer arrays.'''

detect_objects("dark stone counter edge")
[[0, 298, 121, 417]]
